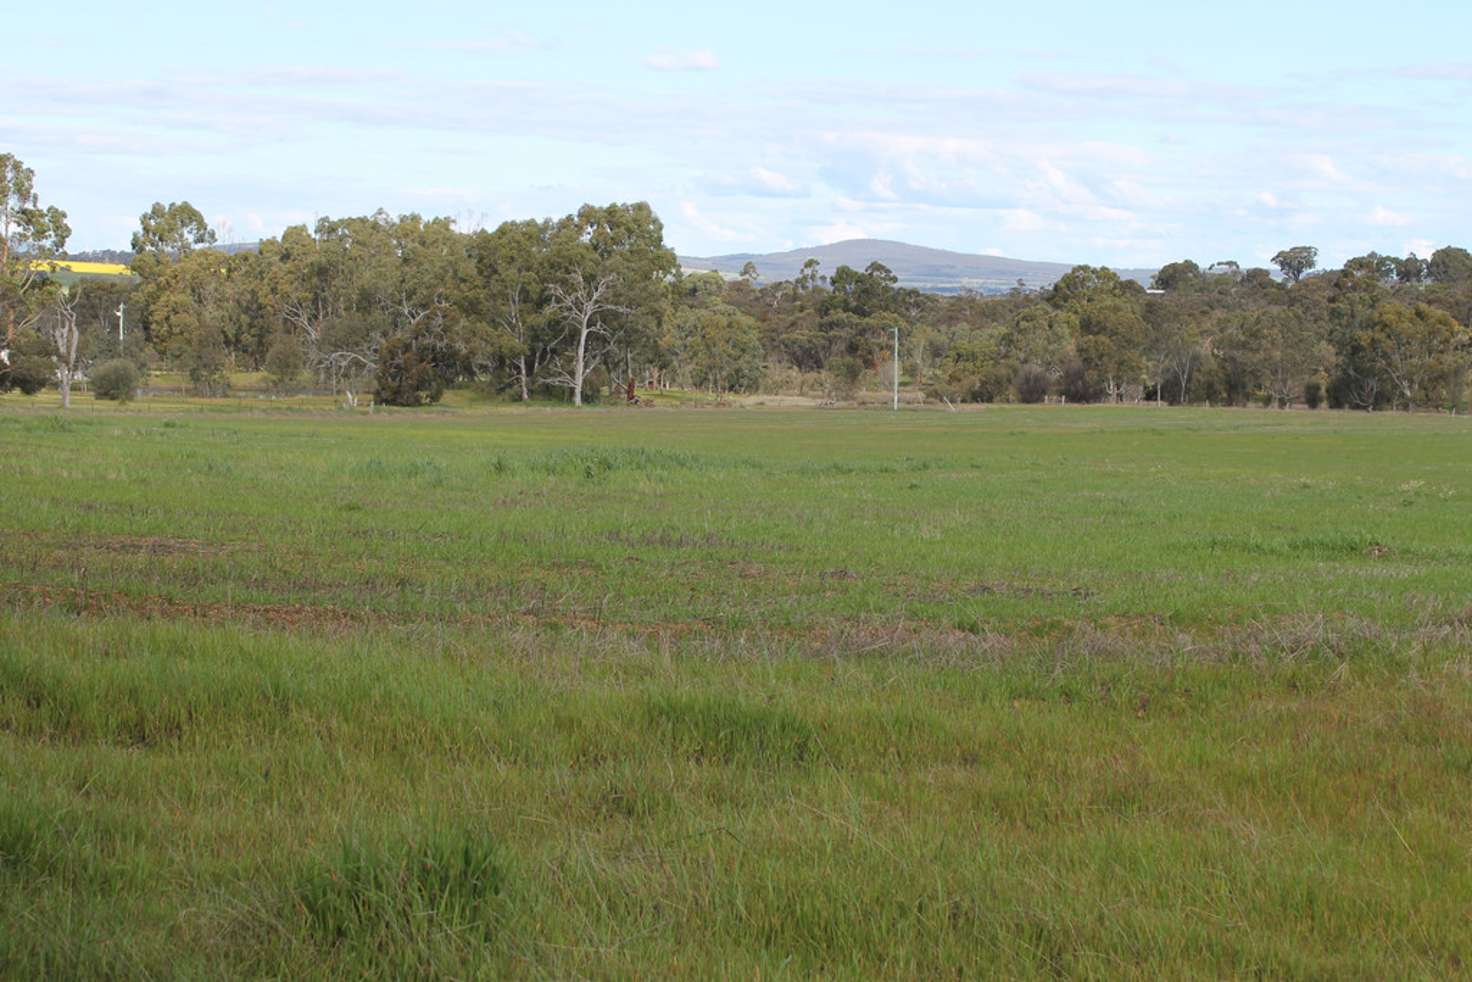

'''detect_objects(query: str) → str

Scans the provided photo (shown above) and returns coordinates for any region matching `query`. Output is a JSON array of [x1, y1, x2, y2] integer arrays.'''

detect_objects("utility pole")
[[892, 324, 899, 411], [116, 302, 125, 343]]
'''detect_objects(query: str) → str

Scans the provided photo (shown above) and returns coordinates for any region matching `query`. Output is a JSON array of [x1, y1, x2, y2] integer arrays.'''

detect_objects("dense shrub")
[[1304, 379, 1323, 409], [1059, 358, 1101, 403], [925, 337, 1012, 404], [1014, 366, 1050, 404], [1, 332, 54, 396], [187, 335, 230, 397], [91, 359, 139, 402], [824, 355, 864, 400], [264, 334, 305, 392], [374, 323, 466, 406], [1, 357, 50, 396]]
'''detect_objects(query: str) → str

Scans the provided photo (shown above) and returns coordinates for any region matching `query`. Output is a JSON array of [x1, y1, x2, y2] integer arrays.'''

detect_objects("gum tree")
[[46, 286, 82, 408], [1363, 302, 1468, 411], [0, 153, 70, 347], [1271, 246, 1318, 284]]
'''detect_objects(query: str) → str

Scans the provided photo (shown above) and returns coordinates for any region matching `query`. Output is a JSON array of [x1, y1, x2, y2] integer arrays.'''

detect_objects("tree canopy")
[[4, 151, 1471, 414]]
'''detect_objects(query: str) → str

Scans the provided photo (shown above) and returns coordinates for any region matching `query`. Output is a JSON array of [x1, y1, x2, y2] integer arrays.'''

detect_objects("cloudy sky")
[[7, 0, 1471, 269]]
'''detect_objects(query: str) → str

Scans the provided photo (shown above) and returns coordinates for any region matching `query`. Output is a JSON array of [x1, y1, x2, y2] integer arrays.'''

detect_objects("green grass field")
[[3, 396, 1471, 977]]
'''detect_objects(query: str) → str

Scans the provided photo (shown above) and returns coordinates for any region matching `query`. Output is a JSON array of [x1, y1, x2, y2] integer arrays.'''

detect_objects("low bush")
[[1, 334, 54, 396], [1014, 366, 1050, 404], [264, 334, 305, 393], [91, 360, 139, 402]]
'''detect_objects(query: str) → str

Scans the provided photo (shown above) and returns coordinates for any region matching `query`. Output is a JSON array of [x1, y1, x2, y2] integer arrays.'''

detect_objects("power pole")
[[892, 324, 900, 411]]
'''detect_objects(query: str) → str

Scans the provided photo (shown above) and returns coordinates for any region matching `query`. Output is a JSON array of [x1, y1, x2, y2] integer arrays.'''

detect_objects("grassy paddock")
[[2, 399, 1471, 976]]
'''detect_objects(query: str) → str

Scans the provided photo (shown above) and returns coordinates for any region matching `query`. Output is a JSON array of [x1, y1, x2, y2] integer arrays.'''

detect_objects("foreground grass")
[[5, 615, 1470, 977], [2, 400, 1471, 975]]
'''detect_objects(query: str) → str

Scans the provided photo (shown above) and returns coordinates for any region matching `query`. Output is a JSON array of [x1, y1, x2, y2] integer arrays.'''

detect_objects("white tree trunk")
[[547, 272, 622, 408], [573, 324, 588, 406], [51, 290, 81, 409]]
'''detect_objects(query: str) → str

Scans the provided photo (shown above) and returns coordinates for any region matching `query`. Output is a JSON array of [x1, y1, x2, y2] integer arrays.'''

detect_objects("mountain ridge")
[[679, 238, 1157, 293]]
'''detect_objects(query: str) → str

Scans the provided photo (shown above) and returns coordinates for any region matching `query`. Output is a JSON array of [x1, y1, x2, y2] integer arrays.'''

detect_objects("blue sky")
[[8, 0, 1471, 269]]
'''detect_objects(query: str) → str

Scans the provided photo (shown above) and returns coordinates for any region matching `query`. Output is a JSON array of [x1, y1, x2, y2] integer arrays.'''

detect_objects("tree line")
[[3, 151, 1471, 411]]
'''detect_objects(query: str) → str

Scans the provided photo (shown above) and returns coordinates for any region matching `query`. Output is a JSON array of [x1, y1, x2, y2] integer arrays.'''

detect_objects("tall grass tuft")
[[295, 827, 510, 954], [643, 691, 816, 765]]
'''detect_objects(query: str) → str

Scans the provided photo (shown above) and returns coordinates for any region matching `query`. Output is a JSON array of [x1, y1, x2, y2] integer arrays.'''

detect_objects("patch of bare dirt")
[[5, 529, 247, 558], [83, 535, 240, 557], [6, 583, 1469, 662]]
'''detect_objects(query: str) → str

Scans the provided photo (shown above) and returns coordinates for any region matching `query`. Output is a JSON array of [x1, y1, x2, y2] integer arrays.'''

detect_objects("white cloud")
[[1303, 154, 1352, 185], [706, 166, 807, 198], [1405, 238, 1435, 257], [1110, 178, 1166, 208], [750, 166, 799, 194], [644, 49, 719, 72], [1396, 62, 1472, 82], [431, 33, 540, 54], [11, 36, 1472, 267], [1368, 205, 1412, 227], [1001, 209, 1054, 233], [1022, 72, 1192, 99], [678, 200, 748, 243], [868, 171, 899, 200], [233, 66, 407, 86], [814, 221, 869, 242]]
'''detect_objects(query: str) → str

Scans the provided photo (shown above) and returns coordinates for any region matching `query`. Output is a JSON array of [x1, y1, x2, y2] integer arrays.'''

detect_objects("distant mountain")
[[70, 238, 1157, 295], [64, 249, 134, 265], [679, 239, 1157, 294], [64, 242, 263, 265], [216, 241, 265, 256]]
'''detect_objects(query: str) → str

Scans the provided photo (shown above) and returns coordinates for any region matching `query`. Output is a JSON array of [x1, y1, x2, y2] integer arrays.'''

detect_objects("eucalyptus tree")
[[1142, 294, 1204, 404], [127, 200, 234, 389], [1151, 259, 1204, 292], [1047, 266, 1147, 401], [130, 201, 216, 260], [1271, 246, 1318, 284], [471, 219, 554, 400], [0, 153, 70, 348], [1428, 246, 1472, 285], [1004, 303, 1075, 384], [1362, 302, 1468, 411], [45, 286, 82, 408], [671, 305, 764, 395], [1240, 306, 1331, 408], [544, 259, 624, 406], [544, 202, 676, 405]]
